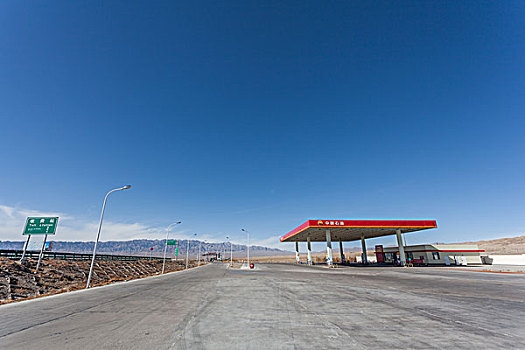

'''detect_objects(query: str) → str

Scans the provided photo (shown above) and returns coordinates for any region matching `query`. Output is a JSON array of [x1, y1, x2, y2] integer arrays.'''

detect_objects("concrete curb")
[[0, 263, 211, 309], [439, 267, 525, 274]]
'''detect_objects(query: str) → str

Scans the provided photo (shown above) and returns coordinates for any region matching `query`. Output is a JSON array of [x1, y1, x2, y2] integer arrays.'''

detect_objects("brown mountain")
[[462, 235, 525, 255]]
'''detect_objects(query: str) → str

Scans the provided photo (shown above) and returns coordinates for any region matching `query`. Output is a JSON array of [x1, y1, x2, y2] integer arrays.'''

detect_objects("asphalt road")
[[1, 263, 524, 349]]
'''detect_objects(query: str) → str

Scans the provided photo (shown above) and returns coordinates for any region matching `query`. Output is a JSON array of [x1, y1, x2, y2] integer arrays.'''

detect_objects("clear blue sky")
[[1, 1, 524, 249]]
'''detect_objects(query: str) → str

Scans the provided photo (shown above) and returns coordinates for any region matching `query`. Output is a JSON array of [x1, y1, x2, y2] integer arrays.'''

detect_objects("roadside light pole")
[[162, 221, 182, 274], [198, 240, 203, 266], [186, 233, 196, 269], [86, 185, 131, 289], [202, 241, 208, 262], [227, 236, 232, 267], [241, 229, 250, 267]]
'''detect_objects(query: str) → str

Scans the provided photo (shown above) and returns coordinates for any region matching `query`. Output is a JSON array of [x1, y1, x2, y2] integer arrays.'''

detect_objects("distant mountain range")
[[4, 235, 520, 258], [0, 239, 288, 258]]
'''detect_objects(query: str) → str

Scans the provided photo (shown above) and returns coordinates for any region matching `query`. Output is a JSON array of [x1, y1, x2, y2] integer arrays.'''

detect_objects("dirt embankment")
[[0, 258, 197, 304]]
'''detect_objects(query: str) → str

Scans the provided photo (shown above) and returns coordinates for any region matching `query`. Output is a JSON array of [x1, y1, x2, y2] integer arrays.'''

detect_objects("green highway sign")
[[168, 240, 179, 256], [23, 217, 59, 235]]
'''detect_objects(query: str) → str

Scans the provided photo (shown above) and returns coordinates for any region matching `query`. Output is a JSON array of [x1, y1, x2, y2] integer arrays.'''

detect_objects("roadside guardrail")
[[0, 249, 170, 262]]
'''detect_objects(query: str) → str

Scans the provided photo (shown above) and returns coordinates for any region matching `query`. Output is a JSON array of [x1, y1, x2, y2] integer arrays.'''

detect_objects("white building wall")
[[484, 254, 525, 266]]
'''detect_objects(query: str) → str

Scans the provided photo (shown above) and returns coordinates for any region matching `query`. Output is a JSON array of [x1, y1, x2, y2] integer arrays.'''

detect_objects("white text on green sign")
[[23, 217, 59, 235]]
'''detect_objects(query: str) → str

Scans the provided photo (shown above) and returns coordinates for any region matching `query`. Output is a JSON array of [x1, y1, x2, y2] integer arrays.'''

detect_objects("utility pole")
[[198, 240, 202, 266], [241, 229, 250, 268], [226, 236, 232, 267], [162, 221, 182, 274], [86, 185, 131, 289], [186, 233, 196, 269]]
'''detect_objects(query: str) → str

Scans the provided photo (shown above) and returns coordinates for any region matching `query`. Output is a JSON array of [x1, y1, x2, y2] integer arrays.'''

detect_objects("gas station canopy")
[[280, 219, 437, 242]]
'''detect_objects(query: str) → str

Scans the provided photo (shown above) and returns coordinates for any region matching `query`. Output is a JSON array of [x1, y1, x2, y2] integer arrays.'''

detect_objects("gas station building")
[[377, 244, 484, 265], [280, 219, 438, 266]]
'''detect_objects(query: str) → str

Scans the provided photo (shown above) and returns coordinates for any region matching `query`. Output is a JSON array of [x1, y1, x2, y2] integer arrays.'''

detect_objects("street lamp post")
[[241, 229, 250, 267], [86, 185, 131, 289], [162, 221, 182, 274], [186, 233, 196, 269], [226, 236, 232, 267], [198, 240, 203, 266]]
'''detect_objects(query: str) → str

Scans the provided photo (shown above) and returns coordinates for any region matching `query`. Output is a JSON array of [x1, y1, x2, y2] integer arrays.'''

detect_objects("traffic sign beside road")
[[23, 217, 59, 235], [167, 240, 177, 246]]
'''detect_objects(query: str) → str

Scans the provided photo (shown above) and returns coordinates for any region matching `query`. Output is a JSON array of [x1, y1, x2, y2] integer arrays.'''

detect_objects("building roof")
[[280, 219, 437, 242]]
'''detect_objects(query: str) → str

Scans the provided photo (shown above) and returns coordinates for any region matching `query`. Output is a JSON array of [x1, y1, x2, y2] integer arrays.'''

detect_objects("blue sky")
[[1, 1, 524, 250]]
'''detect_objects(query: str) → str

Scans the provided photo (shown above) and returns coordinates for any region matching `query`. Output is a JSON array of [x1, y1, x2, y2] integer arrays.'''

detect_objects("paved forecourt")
[[1, 263, 524, 349]]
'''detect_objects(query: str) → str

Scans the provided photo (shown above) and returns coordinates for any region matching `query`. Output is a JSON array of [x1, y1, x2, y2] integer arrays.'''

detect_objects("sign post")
[[36, 234, 49, 272], [21, 217, 59, 269], [20, 235, 31, 262], [167, 240, 178, 259]]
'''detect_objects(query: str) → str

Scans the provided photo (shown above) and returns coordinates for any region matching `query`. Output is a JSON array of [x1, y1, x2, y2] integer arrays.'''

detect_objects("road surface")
[[1, 263, 524, 349]]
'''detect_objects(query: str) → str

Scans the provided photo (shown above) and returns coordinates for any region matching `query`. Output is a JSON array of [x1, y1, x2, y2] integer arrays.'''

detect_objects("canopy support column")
[[396, 229, 406, 266], [339, 240, 345, 264], [295, 241, 300, 264], [307, 236, 312, 265], [326, 230, 333, 267], [361, 235, 367, 264]]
